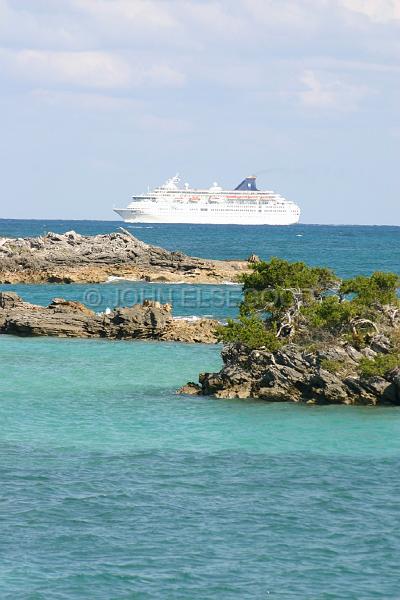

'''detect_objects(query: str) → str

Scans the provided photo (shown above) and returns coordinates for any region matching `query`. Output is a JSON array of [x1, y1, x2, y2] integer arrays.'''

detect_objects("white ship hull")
[[114, 207, 299, 225], [114, 175, 301, 226]]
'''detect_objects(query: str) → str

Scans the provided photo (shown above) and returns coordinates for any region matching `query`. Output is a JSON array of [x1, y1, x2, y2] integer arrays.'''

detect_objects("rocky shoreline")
[[3, 230, 399, 406], [179, 257, 400, 406], [179, 341, 400, 405], [0, 230, 247, 284], [0, 292, 218, 343]]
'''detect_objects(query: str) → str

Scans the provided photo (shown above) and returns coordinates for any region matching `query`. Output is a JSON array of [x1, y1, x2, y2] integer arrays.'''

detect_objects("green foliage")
[[301, 296, 355, 331], [221, 257, 400, 351], [242, 257, 337, 293], [343, 331, 367, 350], [320, 359, 344, 374], [390, 328, 400, 353], [216, 313, 282, 351], [358, 353, 400, 378], [240, 257, 339, 321], [340, 272, 400, 307]]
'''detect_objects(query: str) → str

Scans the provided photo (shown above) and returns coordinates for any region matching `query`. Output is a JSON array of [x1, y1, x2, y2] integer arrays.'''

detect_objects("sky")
[[0, 0, 399, 224]]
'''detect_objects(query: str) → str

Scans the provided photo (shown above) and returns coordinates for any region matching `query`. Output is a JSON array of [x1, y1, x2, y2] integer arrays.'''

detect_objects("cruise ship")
[[114, 175, 301, 225]]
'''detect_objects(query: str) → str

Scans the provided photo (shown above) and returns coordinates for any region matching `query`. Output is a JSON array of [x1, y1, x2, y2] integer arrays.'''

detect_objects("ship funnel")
[[234, 176, 258, 191]]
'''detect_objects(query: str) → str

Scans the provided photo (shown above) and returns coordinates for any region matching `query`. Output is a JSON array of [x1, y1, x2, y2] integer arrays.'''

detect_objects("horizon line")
[[0, 218, 399, 228]]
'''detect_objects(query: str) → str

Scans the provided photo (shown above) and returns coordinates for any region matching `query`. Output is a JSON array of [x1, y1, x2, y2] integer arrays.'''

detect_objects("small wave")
[[173, 316, 201, 322], [97, 307, 112, 316], [296, 234, 303, 237], [105, 275, 138, 283], [145, 281, 186, 285]]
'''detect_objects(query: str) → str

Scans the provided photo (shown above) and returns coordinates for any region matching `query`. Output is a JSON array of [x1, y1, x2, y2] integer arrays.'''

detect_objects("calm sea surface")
[[1, 219, 399, 277], [1, 219, 400, 598]]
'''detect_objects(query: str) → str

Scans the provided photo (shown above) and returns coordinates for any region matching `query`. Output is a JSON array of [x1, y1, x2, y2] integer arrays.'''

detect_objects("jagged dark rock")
[[0, 292, 218, 343], [370, 334, 391, 354], [178, 256, 400, 406], [177, 382, 202, 395], [0, 291, 22, 309], [0, 230, 247, 284], [181, 342, 400, 405]]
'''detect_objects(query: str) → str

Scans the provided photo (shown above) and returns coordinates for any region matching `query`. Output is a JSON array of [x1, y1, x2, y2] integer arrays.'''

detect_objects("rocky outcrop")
[[179, 342, 400, 405], [0, 230, 247, 284], [0, 292, 218, 343], [161, 317, 218, 344]]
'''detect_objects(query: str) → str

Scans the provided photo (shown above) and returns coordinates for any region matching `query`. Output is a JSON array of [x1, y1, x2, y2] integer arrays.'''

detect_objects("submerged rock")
[[177, 382, 202, 395]]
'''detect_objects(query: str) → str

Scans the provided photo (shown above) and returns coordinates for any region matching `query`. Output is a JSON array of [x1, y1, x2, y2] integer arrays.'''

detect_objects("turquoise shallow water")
[[1, 337, 400, 599], [1, 220, 400, 598], [0, 282, 242, 320]]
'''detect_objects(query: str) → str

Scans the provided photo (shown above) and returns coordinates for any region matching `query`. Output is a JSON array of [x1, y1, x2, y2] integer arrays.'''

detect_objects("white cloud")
[[138, 112, 192, 134], [243, 0, 321, 30], [299, 69, 370, 110], [182, 1, 244, 36], [0, 0, 92, 48], [141, 63, 185, 87], [0, 0, 179, 51], [30, 89, 141, 111], [29, 88, 191, 134], [0, 48, 185, 89], [0, 0, 397, 109], [339, 0, 400, 23], [72, 0, 177, 29], [0, 49, 131, 88], [244, 0, 400, 26]]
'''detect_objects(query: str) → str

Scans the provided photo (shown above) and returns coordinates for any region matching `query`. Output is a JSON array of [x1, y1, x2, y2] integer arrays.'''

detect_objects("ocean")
[[1, 220, 400, 598], [1, 219, 399, 277]]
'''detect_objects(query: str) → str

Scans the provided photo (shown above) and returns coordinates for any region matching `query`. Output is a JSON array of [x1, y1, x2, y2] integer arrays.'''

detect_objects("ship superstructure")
[[114, 175, 300, 225]]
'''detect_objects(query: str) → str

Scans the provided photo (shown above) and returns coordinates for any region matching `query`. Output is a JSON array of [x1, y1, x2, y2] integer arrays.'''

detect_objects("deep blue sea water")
[[1, 219, 399, 318], [1, 219, 400, 598], [1, 218, 399, 276]]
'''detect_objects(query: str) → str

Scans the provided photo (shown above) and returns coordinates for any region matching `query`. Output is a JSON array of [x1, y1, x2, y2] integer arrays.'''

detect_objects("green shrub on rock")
[[358, 353, 400, 378], [340, 272, 400, 307], [320, 359, 345, 374], [241, 257, 337, 294], [216, 314, 282, 351], [301, 296, 355, 332], [223, 257, 399, 352]]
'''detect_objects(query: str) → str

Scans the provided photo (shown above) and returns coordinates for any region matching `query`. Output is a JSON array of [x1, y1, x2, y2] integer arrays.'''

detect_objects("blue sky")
[[0, 0, 399, 224]]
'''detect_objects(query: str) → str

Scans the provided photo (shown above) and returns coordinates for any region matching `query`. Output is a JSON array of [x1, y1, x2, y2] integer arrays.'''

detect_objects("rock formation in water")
[[179, 257, 400, 405], [0, 292, 218, 343], [180, 340, 400, 405], [0, 230, 247, 284]]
